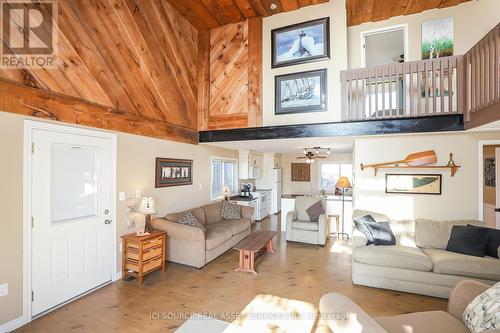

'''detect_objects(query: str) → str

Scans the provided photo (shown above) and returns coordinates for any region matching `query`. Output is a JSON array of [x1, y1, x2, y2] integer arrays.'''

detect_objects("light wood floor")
[[16, 214, 446, 333]]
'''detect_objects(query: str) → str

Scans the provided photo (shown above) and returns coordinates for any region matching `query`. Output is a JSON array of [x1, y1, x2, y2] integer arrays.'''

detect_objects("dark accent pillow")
[[306, 200, 325, 222], [446, 225, 489, 257], [365, 222, 396, 246], [353, 215, 377, 245], [467, 224, 500, 258]]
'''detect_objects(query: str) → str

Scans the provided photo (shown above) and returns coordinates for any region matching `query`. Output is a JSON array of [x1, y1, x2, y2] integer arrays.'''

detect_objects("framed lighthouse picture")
[[271, 17, 330, 68]]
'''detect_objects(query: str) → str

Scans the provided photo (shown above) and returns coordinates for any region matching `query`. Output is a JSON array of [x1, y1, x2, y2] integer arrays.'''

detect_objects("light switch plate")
[[135, 190, 141, 198], [0, 283, 8, 297], [119, 192, 126, 201]]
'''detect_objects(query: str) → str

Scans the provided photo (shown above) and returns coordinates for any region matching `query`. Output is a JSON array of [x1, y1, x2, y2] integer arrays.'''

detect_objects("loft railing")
[[462, 23, 500, 126], [340, 56, 462, 121], [340, 23, 500, 125]]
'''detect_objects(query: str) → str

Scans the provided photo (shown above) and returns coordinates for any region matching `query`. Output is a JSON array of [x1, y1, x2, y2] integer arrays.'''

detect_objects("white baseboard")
[[0, 315, 27, 333], [113, 271, 122, 282]]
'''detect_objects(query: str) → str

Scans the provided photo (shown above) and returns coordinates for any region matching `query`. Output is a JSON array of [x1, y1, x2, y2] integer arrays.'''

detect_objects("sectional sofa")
[[352, 209, 500, 298]]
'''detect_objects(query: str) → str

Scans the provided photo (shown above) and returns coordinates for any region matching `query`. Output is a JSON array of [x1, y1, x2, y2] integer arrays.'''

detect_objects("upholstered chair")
[[286, 196, 327, 245]]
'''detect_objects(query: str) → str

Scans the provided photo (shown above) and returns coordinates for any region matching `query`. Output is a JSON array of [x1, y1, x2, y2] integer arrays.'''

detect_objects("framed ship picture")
[[386, 174, 442, 195], [275, 69, 327, 115], [271, 17, 330, 68], [155, 158, 193, 188]]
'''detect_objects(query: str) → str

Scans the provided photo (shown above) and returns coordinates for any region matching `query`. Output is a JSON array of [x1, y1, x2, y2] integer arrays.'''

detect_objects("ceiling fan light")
[[327, 148, 332, 154], [303, 148, 307, 155], [315, 147, 319, 154], [310, 158, 315, 163]]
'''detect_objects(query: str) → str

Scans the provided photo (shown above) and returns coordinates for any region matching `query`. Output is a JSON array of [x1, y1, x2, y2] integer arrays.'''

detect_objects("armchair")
[[286, 197, 327, 245]]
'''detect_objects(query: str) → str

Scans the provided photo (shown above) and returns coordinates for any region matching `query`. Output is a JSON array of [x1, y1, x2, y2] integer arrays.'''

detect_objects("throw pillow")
[[306, 200, 325, 222], [353, 215, 377, 245], [177, 211, 206, 233], [468, 224, 500, 258], [446, 225, 489, 257], [365, 221, 396, 246], [220, 200, 242, 220], [463, 281, 500, 333]]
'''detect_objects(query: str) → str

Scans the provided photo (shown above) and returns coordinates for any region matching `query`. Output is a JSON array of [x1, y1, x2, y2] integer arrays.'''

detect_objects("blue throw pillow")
[[446, 225, 489, 257]]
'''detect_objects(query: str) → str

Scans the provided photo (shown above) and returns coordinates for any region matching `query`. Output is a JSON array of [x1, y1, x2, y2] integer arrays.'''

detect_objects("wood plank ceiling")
[[346, 0, 471, 26], [0, 0, 200, 143], [165, 0, 330, 30]]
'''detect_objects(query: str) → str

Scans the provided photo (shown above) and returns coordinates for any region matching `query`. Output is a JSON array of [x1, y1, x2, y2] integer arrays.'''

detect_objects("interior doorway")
[[23, 121, 117, 321], [479, 141, 500, 229], [361, 25, 408, 67]]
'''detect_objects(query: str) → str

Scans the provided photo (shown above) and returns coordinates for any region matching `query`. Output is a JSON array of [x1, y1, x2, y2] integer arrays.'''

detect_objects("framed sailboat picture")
[[271, 17, 330, 68], [275, 69, 327, 115], [385, 174, 442, 195]]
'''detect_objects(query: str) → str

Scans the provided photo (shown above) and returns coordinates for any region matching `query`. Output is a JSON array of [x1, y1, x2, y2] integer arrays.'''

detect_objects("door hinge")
[[31, 291, 34, 302], [31, 217, 34, 228], [31, 142, 35, 154]]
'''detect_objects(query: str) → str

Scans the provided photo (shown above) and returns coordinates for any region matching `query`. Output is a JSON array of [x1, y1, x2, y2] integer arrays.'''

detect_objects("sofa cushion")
[[295, 197, 324, 222], [353, 245, 433, 272], [446, 225, 489, 257], [220, 200, 242, 220], [306, 200, 324, 222], [177, 211, 206, 233], [205, 225, 233, 250], [166, 207, 206, 225], [210, 220, 250, 236], [423, 248, 500, 280], [202, 201, 223, 224], [415, 218, 483, 250], [292, 221, 319, 231], [375, 311, 469, 333]]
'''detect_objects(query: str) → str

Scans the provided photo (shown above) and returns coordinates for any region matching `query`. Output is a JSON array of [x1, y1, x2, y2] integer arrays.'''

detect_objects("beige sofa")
[[320, 279, 499, 333], [286, 197, 328, 245], [151, 201, 252, 268], [352, 210, 500, 299]]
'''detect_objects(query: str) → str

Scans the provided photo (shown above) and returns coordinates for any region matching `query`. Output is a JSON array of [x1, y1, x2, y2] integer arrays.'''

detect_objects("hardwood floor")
[[16, 214, 446, 333]]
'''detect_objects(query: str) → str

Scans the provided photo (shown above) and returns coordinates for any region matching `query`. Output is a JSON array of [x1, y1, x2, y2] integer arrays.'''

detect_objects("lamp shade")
[[138, 197, 157, 215], [335, 176, 352, 189]]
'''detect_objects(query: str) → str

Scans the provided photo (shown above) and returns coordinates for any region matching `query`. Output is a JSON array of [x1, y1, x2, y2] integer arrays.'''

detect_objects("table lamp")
[[335, 177, 352, 240], [222, 186, 232, 201], [138, 197, 157, 233]]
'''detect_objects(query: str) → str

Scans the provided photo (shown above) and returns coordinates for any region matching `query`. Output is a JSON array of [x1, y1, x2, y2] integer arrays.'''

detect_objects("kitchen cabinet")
[[239, 150, 263, 180]]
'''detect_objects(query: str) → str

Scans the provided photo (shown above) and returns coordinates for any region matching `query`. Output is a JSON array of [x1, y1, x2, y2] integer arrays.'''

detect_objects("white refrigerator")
[[271, 168, 282, 214]]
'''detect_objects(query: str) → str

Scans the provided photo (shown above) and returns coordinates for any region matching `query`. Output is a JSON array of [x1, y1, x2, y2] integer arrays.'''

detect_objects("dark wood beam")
[[199, 115, 464, 142]]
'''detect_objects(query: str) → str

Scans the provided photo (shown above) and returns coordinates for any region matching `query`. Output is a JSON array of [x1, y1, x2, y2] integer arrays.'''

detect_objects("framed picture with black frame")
[[271, 17, 330, 68], [385, 174, 442, 195], [275, 68, 327, 115], [155, 158, 193, 188]]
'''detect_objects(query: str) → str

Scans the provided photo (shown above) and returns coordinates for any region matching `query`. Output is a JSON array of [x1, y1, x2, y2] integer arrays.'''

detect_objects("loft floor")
[[15, 215, 446, 333]]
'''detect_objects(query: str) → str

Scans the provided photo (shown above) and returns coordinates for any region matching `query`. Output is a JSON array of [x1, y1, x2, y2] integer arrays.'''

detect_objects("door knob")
[[104, 219, 112, 224]]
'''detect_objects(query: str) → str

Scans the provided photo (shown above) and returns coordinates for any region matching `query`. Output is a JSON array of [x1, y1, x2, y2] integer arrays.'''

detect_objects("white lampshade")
[[222, 186, 231, 195], [138, 197, 157, 215]]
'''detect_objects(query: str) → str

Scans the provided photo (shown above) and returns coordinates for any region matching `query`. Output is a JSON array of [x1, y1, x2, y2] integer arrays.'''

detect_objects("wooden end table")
[[233, 230, 277, 275], [121, 230, 166, 286]]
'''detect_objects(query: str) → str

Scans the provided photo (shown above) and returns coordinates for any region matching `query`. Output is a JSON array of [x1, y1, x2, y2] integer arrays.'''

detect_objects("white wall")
[[262, 0, 348, 126], [281, 153, 353, 195], [0, 111, 237, 326], [348, 0, 500, 68], [353, 131, 500, 220]]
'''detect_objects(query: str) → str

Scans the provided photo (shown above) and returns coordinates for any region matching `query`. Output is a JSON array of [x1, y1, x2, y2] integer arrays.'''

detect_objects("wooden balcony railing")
[[341, 23, 500, 126], [341, 56, 462, 121], [462, 23, 500, 127]]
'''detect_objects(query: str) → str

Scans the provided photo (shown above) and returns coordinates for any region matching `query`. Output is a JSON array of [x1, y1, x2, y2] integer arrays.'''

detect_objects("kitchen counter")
[[230, 195, 257, 201], [281, 194, 352, 202]]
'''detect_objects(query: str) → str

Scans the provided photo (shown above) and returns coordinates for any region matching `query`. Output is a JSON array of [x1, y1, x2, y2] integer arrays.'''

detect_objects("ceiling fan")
[[297, 147, 331, 163]]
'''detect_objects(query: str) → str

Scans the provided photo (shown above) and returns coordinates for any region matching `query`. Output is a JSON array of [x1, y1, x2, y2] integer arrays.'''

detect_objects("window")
[[211, 158, 238, 200], [320, 162, 353, 188]]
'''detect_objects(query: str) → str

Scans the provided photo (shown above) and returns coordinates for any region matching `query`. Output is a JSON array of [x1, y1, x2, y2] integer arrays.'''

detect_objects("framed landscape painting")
[[275, 69, 327, 115], [271, 17, 330, 68], [386, 174, 442, 195], [421, 17, 454, 59], [155, 158, 193, 188]]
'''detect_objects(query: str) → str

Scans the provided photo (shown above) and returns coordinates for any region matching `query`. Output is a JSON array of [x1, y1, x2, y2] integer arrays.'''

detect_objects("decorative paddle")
[[361, 150, 437, 170]]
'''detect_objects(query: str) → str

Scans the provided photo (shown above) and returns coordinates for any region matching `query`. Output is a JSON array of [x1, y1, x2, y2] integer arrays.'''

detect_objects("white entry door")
[[31, 127, 113, 316]]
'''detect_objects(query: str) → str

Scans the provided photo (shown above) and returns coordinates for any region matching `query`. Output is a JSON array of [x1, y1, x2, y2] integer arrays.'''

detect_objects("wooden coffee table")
[[234, 230, 277, 275]]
